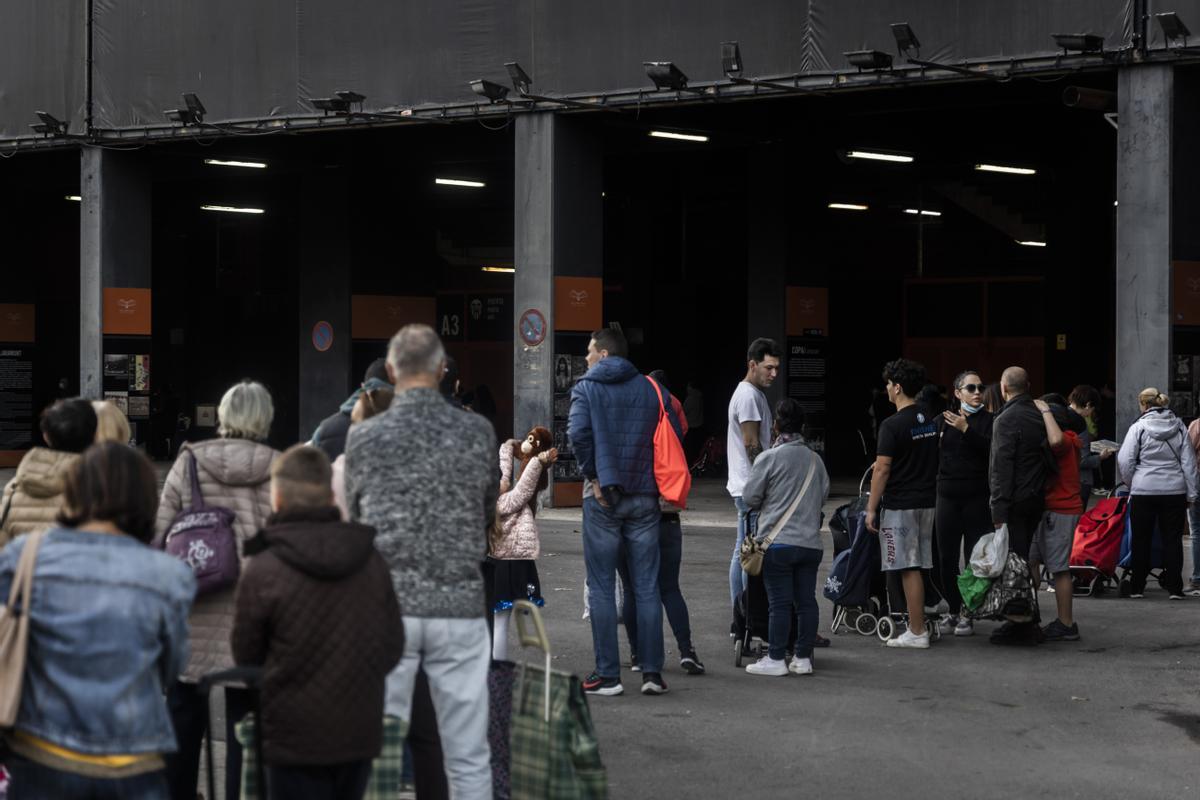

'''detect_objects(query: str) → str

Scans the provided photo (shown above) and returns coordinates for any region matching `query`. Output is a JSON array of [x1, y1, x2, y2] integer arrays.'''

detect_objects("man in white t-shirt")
[[726, 338, 781, 612]]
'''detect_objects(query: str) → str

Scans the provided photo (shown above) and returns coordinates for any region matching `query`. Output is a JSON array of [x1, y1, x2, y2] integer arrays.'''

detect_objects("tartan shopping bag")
[[507, 600, 607, 800]]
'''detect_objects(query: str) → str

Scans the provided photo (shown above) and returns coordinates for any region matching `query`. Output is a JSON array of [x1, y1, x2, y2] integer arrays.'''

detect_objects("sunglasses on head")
[[959, 383, 986, 394]]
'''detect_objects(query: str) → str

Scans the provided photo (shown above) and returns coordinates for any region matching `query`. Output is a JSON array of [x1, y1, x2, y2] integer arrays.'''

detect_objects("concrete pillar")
[[747, 146, 788, 407], [1116, 65, 1173, 436], [512, 113, 602, 439], [297, 170, 352, 441], [79, 147, 151, 399]]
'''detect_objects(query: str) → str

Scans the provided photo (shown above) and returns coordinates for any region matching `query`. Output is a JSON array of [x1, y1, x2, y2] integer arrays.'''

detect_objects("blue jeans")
[[583, 493, 663, 676], [731, 497, 758, 607], [618, 514, 693, 655], [6, 752, 167, 800], [762, 544, 822, 661], [1189, 504, 1200, 584]]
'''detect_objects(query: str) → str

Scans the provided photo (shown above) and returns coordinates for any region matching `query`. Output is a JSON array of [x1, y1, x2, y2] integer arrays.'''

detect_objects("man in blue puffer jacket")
[[569, 327, 682, 698]]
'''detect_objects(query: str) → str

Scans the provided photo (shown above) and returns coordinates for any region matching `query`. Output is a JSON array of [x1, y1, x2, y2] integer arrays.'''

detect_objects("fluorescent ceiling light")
[[904, 208, 942, 217], [65, 195, 81, 201], [481, 266, 515, 273], [975, 163, 1036, 175], [1017, 240, 1047, 247], [649, 130, 710, 143], [828, 202, 869, 211], [435, 178, 485, 188], [201, 205, 265, 214], [846, 150, 913, 163], [204, 159, 267, 169]]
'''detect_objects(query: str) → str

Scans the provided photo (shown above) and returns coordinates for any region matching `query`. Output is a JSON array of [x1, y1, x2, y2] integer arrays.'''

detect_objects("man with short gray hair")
[[345, 323, 499, 797]]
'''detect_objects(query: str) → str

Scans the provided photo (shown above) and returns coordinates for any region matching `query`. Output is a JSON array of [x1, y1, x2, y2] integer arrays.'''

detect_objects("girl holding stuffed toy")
[[488, 427, 557, 660]]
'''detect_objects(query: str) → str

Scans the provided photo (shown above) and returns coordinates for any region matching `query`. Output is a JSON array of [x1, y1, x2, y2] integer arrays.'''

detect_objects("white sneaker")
[[745, 656, 789, 676], [788, 656, 813, 675], [885, 629, 931, 649], [924, 599, 950, 616], [954, 617, 974, 637]]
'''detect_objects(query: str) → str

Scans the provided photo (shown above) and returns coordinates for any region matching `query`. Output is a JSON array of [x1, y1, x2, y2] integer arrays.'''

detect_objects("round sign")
[[518, 308, 547, 347], [312, 321, 334, 352]]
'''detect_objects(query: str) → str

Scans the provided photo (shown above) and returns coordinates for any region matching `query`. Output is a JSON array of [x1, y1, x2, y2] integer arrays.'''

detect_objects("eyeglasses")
[[959, 383, 986, 394]]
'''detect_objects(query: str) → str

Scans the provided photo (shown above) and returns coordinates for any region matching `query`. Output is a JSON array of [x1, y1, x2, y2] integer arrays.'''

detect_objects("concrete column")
[[297, 169, 352, 441], [1116, 65, 1173, 436], [512, 113, 602, 439], [79, 147, 151, 398], [747, 146, 788, 407]]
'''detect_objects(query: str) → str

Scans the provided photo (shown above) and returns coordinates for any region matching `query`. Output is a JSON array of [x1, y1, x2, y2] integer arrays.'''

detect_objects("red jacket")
[[1045, 430, 1083, 514]]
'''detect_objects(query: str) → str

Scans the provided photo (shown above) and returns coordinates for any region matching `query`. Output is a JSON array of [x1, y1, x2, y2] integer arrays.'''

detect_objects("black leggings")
[[1129, 494, 1187, 595], [935, 493, 993, 615]]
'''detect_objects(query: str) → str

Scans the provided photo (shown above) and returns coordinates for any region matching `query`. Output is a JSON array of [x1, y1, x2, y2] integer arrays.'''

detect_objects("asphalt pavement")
[[530, 479, 1200, 800]]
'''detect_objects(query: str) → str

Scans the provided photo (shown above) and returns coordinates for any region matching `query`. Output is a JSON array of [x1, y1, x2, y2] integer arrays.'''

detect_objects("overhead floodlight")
[[435, 178, 486, 188], [903, 208, 942, 217], [204, 159, 267, 169], [828, 203, 869, 211], [505, 62, 533, 95], [164, 92, 206, 125], [649, 130, 709, 143], [65, 195, 81, 202], [644, 61, 695, 92], [721, 41, 743, 78], [891, 23, 921, 56], [1017, 240, 1047, 247], [30, 111, 67, 136], [845, 149, 914, 163], [310, 90, 365, 115], [482, 266, 515, 273], [470, 79, 509, 103], [1156, 12, 1191, 46], [1052, 33, 1104, 54], [844, 50, 894, 71], [975, 163, 1037, 175], [200, 205, 265, 214]]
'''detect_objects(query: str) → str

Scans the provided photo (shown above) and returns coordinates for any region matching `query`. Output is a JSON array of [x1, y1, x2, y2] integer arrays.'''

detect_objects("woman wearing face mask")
[[934, 370, 994, 636]]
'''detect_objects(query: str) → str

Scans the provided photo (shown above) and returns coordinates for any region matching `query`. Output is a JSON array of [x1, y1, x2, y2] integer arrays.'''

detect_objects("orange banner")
[[352, 295, 436, 340], [0, 304, 34, 342], [103, 288, 151, 335], [554, 277, 602, 332]]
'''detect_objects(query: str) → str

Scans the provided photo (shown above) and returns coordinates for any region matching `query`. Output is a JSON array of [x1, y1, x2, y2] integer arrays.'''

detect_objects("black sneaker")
[[1042, 619, 1080, 641], [813, 633, 831, 648], [641, 673, 668, 695], [679, 649, 705, 675], [630, 652, 642, 672], [583, 673, 623, 696]]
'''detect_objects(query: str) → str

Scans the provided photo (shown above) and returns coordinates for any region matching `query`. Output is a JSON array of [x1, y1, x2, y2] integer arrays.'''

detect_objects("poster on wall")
[[0, 347, 34, 450], [787, 337, 827, 458], [466, 294, 509, 341], [104, 391, 129, 415]]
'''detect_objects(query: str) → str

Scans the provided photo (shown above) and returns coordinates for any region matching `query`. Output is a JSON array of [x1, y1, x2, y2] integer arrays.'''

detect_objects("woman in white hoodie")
[[1117, 388, 1199, 600]]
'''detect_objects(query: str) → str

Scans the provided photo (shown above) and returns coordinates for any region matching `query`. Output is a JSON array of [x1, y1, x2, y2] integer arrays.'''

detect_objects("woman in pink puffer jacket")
[[488, 430, 557, 660]]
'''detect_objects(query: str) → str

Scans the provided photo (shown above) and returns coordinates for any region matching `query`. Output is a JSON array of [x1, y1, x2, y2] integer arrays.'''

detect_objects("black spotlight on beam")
[[470, 79, 510, 103], [1157, 12, 1191, 47], [886, 22, 1001, 80], [721, 41, 743, 78], [891, 23, 921, 56], [844, 50, 894, 71], [310, 90, 365, 116], [505, 62, 533, 96], [500, 62, 609, 110], [164, 92, 206, 125], [1052, 33, 1105, 54], [30, 111, 67, 136], [643, 61, 704, 93]]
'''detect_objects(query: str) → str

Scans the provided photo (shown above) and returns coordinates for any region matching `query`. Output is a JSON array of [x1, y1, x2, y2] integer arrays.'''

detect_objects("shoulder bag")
[[739, 455, 817, 577], [163, 450, 241, 597], [0, 529, 48, 726]]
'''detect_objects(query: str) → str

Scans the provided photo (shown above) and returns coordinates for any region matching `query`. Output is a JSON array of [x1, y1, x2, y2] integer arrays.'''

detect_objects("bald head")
[[1001, 366, 1030, 400]]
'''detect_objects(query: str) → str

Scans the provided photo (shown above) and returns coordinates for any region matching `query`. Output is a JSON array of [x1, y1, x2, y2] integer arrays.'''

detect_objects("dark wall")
[[0, 3, 86, 138]]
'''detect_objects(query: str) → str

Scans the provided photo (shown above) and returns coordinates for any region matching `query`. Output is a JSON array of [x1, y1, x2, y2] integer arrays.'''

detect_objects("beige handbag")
[[0, 529, 47, 727]]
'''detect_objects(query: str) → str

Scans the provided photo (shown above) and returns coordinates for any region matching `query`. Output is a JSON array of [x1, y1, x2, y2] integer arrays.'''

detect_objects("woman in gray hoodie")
[[741, 399, 830, 677], [1116, 387, 1199, 599]]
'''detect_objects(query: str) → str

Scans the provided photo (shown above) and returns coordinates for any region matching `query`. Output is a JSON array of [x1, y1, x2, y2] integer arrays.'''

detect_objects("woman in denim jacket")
[[0, 443, 195, 799]]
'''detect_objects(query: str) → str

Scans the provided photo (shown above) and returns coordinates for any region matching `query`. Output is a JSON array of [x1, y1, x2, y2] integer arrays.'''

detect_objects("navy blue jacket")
[[568, 357, 683, 497]]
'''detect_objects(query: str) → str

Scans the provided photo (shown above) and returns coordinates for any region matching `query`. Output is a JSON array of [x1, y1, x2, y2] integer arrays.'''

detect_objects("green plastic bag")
[[957, 568, 993, 612]]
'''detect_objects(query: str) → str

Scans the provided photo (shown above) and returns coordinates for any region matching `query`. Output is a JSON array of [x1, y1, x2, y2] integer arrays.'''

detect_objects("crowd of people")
[[1, 322, 1196, 798]]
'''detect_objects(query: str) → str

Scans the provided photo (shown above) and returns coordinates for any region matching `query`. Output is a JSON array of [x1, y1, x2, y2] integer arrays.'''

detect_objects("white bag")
[[969, 524, 1009, 578]]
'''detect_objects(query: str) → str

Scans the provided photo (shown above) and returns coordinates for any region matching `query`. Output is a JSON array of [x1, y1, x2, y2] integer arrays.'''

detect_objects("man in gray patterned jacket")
[[344, 323, 498, 798]]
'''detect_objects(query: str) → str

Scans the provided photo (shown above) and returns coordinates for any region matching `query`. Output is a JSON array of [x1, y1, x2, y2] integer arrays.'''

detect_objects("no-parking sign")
[[518, 308, 547, 347], [312, 321, 334, 352]]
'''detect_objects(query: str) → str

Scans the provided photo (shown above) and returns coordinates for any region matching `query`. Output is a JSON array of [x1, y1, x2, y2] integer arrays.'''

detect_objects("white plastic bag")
[[969, 524, 1009, 578]]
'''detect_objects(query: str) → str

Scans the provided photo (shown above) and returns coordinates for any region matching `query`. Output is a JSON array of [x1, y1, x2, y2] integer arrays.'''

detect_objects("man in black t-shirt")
[[865, 358, 939, 649]]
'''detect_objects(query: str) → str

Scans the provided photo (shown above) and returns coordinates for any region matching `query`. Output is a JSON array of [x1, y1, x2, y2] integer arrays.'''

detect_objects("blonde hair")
[[92, 400, 131, 444], [1138, 387, 1169, 410], [218, 380, 274, 441]]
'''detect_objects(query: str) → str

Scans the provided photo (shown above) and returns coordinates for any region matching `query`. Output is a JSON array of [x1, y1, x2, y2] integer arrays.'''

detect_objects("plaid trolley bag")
[[200, 667, 267, 800], [507, 600, 607, 800]]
